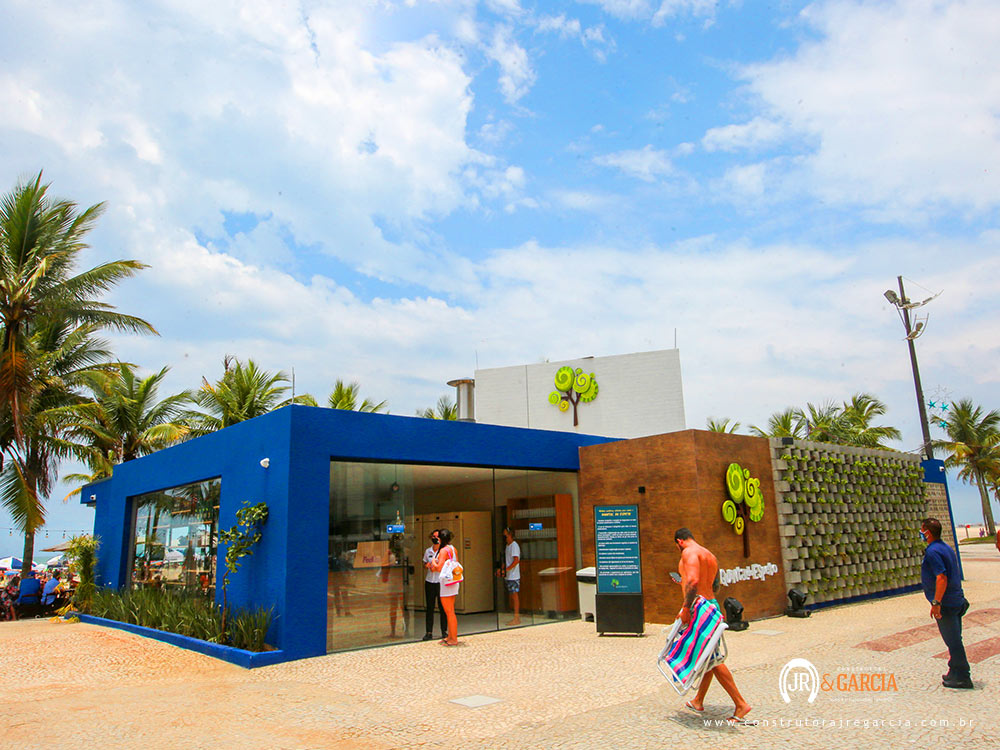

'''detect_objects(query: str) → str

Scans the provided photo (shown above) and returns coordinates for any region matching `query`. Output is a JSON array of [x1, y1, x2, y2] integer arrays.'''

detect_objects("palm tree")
[[0, 173, 153, 441], [934, 399, 1000, 536], [749, 408, 805, 439], [0, 173, 155, 575], [55, 364, 192, 489], [327, 379, 387, 413], [417, 395, 457, 420], [839, 393, 901, 448], [186, 357, 314, 435], [706, 417, 740, 433], [0, 320, 116, 576], [798, 401, 848, 444]]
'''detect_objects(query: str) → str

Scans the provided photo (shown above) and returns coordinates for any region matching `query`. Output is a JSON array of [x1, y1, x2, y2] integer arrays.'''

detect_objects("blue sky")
[[2, 0, 999, 557]]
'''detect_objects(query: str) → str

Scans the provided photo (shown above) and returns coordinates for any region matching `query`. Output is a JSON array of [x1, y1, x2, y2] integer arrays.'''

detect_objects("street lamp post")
[[884, 276, 935, 460]]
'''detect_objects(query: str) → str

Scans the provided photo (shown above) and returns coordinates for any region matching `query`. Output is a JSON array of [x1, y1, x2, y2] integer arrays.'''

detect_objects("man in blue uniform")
[[920, 517, 972, 689], [17, 570, 42, 605]]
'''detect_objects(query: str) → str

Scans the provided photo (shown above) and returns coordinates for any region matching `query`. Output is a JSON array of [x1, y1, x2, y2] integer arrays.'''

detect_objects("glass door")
[[328, 462, 415, 651]]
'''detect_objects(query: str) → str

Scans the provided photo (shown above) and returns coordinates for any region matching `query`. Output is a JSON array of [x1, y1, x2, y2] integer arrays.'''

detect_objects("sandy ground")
[[2, 544, 998, 750]]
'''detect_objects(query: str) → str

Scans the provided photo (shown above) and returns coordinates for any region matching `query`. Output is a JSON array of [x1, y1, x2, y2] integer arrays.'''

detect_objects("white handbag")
[[440, 554, 464, 584]]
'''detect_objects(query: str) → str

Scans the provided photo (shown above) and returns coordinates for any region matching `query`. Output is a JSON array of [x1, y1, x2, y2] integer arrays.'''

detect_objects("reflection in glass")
[[130, 478, 220, 597], [328, 462, 414, 652], [327, 461, 580, 653]]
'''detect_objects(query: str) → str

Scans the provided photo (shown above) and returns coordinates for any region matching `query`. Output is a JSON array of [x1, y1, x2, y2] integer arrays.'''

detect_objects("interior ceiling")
[[329, 462, 539, 491], [403, 465, 537, 490]]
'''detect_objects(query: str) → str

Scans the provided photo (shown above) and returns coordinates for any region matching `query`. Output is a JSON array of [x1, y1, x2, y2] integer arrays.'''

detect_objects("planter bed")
[[68, 612, 287, 668]]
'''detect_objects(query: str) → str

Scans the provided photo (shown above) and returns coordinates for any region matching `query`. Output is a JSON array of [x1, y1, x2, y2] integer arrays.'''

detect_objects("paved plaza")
[[3, 545, 998, 750]]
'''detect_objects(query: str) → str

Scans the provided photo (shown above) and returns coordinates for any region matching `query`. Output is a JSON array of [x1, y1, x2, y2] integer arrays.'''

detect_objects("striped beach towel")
[[664, 595, 725, 684]]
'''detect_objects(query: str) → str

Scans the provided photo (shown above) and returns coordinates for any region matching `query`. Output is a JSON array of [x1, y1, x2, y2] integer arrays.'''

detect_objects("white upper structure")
[[473, 349, 685, 439]]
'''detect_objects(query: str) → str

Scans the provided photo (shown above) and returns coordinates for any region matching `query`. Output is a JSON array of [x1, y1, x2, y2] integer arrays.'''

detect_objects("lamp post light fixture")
[[883, 276, 939, 460]]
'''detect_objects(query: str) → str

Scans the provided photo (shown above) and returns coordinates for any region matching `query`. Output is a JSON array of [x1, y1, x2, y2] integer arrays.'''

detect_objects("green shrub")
[[229, 606, 275, 652], [66, 535, 100, 613], [83, 587, 268, 651]]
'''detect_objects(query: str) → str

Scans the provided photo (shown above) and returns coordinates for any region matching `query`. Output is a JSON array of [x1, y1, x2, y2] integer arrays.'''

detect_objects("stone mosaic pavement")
[[3, 546, 998, 750]]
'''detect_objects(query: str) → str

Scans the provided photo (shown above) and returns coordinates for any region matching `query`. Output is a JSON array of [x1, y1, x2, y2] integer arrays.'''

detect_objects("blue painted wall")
[[921, 458, 964, 579], [84, 405, 613, 662]]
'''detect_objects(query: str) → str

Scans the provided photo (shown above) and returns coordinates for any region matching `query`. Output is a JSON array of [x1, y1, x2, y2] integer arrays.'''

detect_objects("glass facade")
[[129, 478, 220, 596], [327, 461, 579, 652]]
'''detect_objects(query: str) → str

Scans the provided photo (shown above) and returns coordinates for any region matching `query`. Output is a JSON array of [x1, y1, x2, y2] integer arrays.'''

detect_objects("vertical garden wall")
[[768, 439, 927, 606]]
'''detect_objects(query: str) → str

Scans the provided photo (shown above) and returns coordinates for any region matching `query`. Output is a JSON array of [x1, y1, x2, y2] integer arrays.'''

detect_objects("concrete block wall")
[[923, 483, 957, 549], [768, 439, 926, 605]]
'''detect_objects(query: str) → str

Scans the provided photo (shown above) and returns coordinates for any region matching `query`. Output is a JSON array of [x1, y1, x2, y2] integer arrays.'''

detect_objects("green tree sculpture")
[[548, 366, 598, 427], [723, 463, 765, 557]]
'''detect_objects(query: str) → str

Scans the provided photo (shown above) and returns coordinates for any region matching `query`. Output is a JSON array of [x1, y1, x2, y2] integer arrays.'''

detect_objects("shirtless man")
[[674, 527, 752, 723]]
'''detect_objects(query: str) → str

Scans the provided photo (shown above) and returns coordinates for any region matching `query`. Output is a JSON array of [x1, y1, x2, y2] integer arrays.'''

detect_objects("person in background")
[[42, 570, 63, 605], [422, 529, 447, 641], [429, 528, 459, 646], [496, 527, 521, 626], [1, 575, 18, 620], [921, 517, 972, 689], [17, 570, 42, 605]]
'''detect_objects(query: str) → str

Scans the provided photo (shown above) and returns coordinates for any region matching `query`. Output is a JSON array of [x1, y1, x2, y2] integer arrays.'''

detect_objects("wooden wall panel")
[[579, 430, 787, 625]]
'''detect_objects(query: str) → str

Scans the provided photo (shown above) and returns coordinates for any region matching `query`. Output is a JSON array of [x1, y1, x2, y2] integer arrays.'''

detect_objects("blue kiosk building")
[[84, 405, 611, 663]]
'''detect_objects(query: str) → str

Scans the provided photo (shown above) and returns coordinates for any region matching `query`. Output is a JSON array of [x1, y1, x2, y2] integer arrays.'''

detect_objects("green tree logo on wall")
[[548, 366, 598, 426], [723, 463, 765, 557]]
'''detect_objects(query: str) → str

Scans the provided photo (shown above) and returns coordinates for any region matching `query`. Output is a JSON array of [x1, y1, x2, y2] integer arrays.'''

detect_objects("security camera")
[[260, 458, 270, 469]]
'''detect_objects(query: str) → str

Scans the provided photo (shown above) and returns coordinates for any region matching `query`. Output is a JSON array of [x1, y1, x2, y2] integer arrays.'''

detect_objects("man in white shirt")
[[422, 530, 446, 641], [496, 527, 521, 626]]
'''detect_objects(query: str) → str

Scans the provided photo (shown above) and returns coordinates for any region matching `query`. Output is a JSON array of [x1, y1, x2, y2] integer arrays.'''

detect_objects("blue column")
[[922, 458, 963, 580]]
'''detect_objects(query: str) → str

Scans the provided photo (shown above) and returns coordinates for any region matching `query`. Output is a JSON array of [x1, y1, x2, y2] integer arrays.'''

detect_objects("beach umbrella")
[[0, 556, 24, 570], [46, 554, 65, 567], [42, 540, 74, 553]]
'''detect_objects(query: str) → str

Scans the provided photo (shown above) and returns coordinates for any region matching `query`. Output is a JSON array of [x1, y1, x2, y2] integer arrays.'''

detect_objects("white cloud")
[[652, 0, 719, 27], [487, 26, 536, 104], [579, 1, 653, 21], [702, 116, 785, 152], [550, 189, 616, 211], [478, 119, 515, 144], [535, 14, 614, 61], [719, 162, 768, 198], [594, 145, 674, 181], [729, 0, 1000, 214], [487, 0, 524, 16], [504, 196, 540, 213], [454, 14, 479, 44], [0, 1, 497, 290], [476, 165, 527, 199], [537, 14, 582, 36], [581, 0, 718, 25]]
